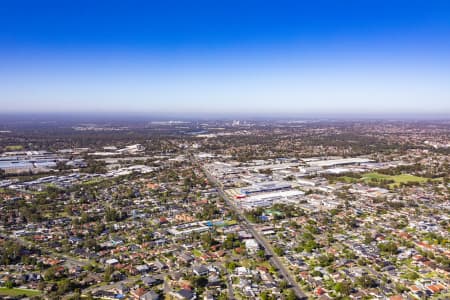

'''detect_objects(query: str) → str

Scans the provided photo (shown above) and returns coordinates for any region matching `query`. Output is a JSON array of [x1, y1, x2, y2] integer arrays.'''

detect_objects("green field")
[[192, 249, 202, 257], [0, 287, 41, 297], [362, 172, 429, 188], [5, 145, 23, 151], [225, 220, 237, 226], [334, 172, 435, 189], [336, 176, 359, 183], [82, 178, 105, 185]]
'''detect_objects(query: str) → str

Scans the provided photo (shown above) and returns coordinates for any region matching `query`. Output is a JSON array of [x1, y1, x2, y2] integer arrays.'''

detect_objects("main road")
[[197, 161, 308, 300]]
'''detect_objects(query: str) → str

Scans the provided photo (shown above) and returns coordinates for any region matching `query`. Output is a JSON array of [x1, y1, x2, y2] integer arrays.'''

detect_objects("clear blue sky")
[[1, 0, 450, 116]]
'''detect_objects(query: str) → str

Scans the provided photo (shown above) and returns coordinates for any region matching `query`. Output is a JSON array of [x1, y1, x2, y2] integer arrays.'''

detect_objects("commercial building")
[[238, 189, 305, 209], [168, 221, 210, 237], [306, 157, 372, 168], [240, 181, 292, 195]]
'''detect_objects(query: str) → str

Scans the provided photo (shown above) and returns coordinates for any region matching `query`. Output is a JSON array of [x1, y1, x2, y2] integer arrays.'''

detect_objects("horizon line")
[[0, 111, 449, 122]]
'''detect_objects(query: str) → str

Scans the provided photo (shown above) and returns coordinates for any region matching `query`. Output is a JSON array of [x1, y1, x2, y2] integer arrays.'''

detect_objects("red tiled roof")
[[426, 284, 445, 293], [316, 287, 326, 295], [409, 285, 420, 292]]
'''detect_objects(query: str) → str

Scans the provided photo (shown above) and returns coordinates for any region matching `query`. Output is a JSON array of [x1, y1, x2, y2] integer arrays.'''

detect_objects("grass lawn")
[[335, 176, 359, 183], [360, 172, 429, 188], [5, 145, 23, 151], [225, 220, 238, 226], [192, 249, 202, 257], [435, 292, 450, 300], [257, 260, 272, 269], [0, 287, 41, 297], [82, 178, 105, 186], [238, 258, 257, 268]]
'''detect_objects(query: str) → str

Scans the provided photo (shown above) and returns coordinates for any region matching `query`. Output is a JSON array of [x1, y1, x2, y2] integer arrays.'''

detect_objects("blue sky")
[[1, 0, 450, 116]]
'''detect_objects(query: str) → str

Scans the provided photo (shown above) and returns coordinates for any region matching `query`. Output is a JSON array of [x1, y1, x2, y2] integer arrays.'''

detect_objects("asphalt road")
[[225, 268, 236, 300], [200, 164, 308, 300]]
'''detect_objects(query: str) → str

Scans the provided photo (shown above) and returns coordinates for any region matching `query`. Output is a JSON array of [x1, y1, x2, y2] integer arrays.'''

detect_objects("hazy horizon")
[[0, 112, 449, 123]]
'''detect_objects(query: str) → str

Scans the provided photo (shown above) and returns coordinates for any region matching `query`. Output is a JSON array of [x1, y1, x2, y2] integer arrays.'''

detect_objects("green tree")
[[356, 275, 377, 288], [274, 246, 284, 256], [104, 265, 113, 282], [279, 280, 288, 289], [194, 276, 208, 288], [334, 281, 352, 296], [378, 241, 398, 254], [256, 249, 266, 259], [57, 279, 73, 294], [285, 289, 296, 300], [4, 280, 14, 289], [44, 266, 57, 281]]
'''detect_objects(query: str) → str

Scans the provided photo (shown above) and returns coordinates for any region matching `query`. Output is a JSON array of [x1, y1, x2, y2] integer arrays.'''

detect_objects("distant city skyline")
[[1, 0, 450, 115]]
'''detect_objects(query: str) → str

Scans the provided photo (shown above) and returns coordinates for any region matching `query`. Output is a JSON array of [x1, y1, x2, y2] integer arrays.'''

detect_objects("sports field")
[[0, 288, 42, 297], [334, 172, 436, 189], [5, 145, 23, 151], [362, 172, 429, 188]]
